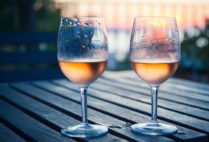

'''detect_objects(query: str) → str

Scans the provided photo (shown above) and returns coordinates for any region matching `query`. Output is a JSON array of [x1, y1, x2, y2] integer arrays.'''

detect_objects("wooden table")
[[0, 71, 209, 142]]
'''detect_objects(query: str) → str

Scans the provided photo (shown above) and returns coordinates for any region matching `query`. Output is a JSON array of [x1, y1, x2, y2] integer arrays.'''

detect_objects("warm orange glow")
[[55, 0, 209, 30], [54, 0, 209, 62]]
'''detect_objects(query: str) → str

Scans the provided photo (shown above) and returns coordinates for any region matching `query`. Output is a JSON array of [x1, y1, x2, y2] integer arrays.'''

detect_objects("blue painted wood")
[[0, 69, 64, 83], [0, 32, 57, 44], [0, 32, 61, 82], [0, 50, 57, 64]]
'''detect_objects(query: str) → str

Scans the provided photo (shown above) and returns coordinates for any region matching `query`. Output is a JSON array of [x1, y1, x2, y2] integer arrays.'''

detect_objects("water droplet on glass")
[[71, 18, 78, 22], [76, 35, 81, 39], [85, 23, 89, 26], [82, 45, 85, 48]]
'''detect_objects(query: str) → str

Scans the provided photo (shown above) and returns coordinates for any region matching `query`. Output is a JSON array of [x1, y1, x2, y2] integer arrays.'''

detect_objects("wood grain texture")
[[93, 79, 209, 121], [51, 79, 208, 141], [0, 123, 26, 142], [0, 99, 74, 142], [10, 83, 174, 142], [0, 71, 208, 142], [51, 79, 209, 134], [0, 85, 128, 142]]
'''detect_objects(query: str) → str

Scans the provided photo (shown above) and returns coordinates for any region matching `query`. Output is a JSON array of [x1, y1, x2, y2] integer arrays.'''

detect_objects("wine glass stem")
[[80, 86, 88, 124], [151, 85, 159, 122]]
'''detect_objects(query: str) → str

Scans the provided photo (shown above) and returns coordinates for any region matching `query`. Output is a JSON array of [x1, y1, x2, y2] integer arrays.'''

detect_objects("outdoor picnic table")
[[0, 71, 209, 142]]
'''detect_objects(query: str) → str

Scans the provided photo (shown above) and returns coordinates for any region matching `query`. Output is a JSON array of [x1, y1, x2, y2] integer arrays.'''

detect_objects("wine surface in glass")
[[59, 59, 107, 85], [132, 59, 179, 85]]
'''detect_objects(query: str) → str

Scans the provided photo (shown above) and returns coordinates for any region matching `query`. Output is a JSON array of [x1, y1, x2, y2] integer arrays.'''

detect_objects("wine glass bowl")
[[58, 17, 108, 86], [57, 17, 108, 138], [130, 17, 181, 135]]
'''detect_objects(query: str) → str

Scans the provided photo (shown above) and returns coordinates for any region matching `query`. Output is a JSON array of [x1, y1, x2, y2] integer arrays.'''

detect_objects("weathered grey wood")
[[0, 123, 26, 142], [104, 71, 209, 95], [34, 80, 208, 142], [0, 85, 128, 142], [53, 81, 207, 141], [110, 76, 209, 102], [98, 77, 209, 111], [1, 71, 208, 142], [166, 77, 209, 93], [105, 71, 209, 92], [92, 79, 209, 121], [52, 79, 209, 135], [0, 99, 74, 142], [102, 73, 209, 102], [11, 83, 174, 142]]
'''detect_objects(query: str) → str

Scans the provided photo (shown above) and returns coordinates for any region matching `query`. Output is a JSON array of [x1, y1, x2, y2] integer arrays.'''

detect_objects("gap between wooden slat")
[[92, 80, 209, 122], [9, 83, 174, 142], [99, 77, 209, 111], [0, 99, 36, 142], [31, 81, 208, 141], [49, 80, 209, 136], [0, 87, 128, 142]]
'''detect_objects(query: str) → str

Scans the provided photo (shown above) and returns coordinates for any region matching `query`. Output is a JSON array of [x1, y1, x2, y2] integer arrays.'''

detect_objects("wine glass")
[[130, 17, 181, 135], [57, 17, 108, 138]]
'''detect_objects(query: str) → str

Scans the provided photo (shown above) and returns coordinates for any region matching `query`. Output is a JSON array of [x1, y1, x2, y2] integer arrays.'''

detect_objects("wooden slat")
[[51, 80, 209, 135], [93, 79, 209, 121], [34, 80, 208, 142], [0, 50, 57, 64], [166, 77, 209, 92], [114, 76, 209, 101], [0, 85, 126, 142], [105, 71, 209, 101], [51, 80, 207, 141], [1, 71, 208, 141], [10, 83, 174, 142], [0, 123, 26, 142], [100, 76, 209, 111], [0, 69, 63, 83], [0, 99, 74, 142], [106, 71, 209, 94], [0, 32, 57, 44]]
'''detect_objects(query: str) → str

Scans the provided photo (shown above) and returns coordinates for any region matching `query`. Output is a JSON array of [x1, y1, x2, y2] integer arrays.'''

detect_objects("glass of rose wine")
[[57, 17, 108, 138], [130, 17, 181, 135]]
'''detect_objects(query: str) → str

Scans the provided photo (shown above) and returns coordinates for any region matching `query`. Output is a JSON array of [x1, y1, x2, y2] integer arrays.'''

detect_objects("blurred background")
[[0, 0, 209, 83]]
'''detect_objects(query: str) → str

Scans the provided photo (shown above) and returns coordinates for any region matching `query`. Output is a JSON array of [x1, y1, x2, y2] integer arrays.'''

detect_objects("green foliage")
[[0, 0, 16, 31], [0, 0, 60, 32], [181, 21, 209, 72], [34, 0, 60, 31]]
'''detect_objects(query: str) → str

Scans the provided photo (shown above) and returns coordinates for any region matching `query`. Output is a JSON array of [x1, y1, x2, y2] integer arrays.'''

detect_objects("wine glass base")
[[131, 122, 177, 136], [61, 123, 108, 138]]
